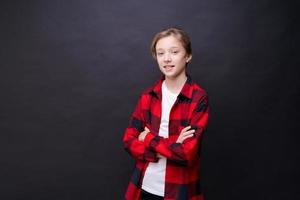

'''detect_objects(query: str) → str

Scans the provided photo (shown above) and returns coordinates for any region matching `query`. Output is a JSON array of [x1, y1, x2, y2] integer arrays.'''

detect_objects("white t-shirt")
[[142, 81, 178, 196]]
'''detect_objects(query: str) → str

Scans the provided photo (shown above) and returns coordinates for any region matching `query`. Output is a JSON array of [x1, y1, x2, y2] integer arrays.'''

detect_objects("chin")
[[164, 73, 179, 79]]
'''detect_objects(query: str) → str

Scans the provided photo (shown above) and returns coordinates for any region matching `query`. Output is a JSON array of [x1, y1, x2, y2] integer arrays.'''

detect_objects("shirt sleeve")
[[123, 95, 158, 162], [144, 95, 209, 166]]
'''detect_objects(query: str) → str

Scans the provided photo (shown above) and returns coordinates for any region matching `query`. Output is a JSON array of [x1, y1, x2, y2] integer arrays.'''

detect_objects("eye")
[[157, 52, 164, 56], [170, 50, 179, 54]]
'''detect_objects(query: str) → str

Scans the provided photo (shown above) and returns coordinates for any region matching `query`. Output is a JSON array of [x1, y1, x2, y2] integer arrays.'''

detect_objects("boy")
[[123, 27, 209, 200]]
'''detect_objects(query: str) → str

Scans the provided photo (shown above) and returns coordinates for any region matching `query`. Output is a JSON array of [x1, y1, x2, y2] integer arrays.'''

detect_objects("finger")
[[176, 134, 184, 142], [157, 153, 164, 158], [181, 129, 195, 136], [181, 126, 192, 133], [176, 139, 183, 143], [182, 134, 194, 141], [144, 127, 150, 132]]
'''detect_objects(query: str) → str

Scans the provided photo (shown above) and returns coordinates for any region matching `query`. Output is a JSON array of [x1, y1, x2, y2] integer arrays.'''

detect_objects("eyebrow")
[[156, 46, 181, 50]]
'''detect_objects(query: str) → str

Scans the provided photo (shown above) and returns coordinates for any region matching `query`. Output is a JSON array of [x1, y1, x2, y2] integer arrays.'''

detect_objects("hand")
[[138, 127, 150, 142], [157, 153, 164, 159], [176, 126, 195, 143]]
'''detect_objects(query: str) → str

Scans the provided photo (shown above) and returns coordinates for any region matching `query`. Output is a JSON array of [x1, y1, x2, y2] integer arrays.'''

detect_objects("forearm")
[[123, 128, 158, 162], [143, 132, 200, 166]]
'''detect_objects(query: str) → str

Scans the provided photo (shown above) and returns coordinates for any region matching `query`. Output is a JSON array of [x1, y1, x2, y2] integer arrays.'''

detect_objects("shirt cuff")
[[143, 149, 158, 162], [144, 132, 155, 148]]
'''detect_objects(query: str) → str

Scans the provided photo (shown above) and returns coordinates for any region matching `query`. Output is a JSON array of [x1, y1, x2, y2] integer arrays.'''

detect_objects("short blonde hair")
[[150, 27, 192, 59]]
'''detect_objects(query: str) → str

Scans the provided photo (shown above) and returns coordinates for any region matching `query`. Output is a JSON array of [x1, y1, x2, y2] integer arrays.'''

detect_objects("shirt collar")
[[149, 74, 194, 100]]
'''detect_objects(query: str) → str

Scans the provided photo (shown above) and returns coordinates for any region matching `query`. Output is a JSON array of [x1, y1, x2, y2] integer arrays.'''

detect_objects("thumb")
[[145, 127, 150, 132]]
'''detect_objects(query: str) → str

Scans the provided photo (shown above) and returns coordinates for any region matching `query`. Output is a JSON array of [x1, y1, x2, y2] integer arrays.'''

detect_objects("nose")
[[163, 53, 171, 62]]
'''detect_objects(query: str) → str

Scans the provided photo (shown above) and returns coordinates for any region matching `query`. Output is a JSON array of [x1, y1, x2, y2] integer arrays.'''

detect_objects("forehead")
[[156, 35, 184, 49]]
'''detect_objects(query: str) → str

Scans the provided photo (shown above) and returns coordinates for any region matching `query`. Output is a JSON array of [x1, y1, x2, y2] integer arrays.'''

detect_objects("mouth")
[[163, 65, 175, 71]]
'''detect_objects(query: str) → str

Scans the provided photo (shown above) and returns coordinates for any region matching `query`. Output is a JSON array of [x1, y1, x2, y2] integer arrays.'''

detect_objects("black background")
[[1, 0, 299, 199]]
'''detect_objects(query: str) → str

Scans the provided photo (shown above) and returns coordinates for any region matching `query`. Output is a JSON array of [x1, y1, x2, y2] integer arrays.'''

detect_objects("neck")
[[164, 73, 187, 94]]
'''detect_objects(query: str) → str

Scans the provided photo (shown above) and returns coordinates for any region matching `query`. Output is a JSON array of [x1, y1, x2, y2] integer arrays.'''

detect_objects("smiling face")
[[155, 35, 192, 79]]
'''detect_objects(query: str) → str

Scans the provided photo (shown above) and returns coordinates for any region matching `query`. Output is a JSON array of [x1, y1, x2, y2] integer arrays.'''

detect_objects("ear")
[[186, 54, 192, 63]]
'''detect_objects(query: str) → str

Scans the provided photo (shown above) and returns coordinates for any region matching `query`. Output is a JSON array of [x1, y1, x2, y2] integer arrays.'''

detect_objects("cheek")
[[157, 58, 164, 66], [174, 57, 186, 65]]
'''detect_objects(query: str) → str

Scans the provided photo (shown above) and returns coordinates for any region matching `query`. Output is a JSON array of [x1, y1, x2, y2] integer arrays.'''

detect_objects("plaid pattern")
[[123, 75, 209, 200]]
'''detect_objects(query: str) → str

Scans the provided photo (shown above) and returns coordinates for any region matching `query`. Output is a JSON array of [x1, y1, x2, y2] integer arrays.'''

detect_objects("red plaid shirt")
[[123, 75, 209, 200]]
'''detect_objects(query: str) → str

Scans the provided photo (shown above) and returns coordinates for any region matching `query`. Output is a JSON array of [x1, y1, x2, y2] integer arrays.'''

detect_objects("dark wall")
[[0, 1, 299, 199]]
